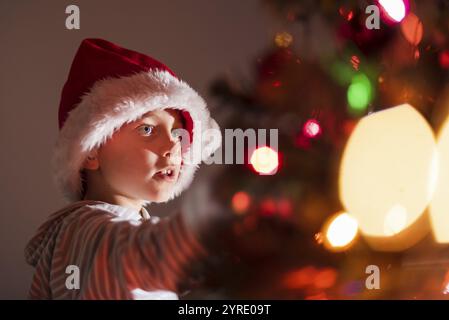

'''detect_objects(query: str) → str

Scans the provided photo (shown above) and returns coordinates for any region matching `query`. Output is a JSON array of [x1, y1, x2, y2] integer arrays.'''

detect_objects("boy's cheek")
[[121, 152, 158, 174]]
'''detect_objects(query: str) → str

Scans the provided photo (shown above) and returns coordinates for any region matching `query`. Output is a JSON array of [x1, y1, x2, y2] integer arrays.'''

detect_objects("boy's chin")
[[145, 190, 172, 203], [144, 179, 179, 203]]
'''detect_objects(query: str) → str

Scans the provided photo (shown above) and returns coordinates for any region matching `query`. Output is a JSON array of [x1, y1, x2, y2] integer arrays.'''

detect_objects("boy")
[[25, 38, 222, 299]]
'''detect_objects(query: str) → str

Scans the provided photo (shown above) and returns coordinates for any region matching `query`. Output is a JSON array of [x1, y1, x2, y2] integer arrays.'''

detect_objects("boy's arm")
[[120, 211, 211, 294], [62, 208, 212, 299]]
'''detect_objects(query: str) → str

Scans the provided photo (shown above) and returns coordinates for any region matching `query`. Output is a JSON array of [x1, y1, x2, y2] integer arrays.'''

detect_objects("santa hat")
[[53, 38, 221, 203]]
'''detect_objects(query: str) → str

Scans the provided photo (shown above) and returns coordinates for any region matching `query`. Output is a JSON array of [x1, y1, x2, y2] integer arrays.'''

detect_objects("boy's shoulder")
[[25, 200, 162, 267], [35, 200, 120, 232], [26, 200, 121, 267]]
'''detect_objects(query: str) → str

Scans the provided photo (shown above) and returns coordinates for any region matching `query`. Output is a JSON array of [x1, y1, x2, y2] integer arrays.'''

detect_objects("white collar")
[[80, 200, 152, 222]]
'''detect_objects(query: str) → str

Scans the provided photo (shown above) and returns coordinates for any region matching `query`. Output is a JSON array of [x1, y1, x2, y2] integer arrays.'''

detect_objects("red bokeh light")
[[231, 191, 251, 214]]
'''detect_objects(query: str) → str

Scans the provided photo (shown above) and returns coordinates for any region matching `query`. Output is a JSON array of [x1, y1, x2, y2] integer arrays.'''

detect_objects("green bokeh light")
[[347, 73, 373, 114]]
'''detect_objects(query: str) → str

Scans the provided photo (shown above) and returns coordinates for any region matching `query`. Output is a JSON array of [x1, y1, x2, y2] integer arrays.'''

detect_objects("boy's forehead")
[[139, 108, 182, 123]]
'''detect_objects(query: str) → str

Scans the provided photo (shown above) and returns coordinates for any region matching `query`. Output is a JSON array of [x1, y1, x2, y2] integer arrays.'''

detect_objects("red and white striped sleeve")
[[36, 205, 210, 299]]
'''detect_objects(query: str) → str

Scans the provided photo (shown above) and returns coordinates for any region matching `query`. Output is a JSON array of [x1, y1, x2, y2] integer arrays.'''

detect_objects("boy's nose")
[[161, 137, 179, 158]]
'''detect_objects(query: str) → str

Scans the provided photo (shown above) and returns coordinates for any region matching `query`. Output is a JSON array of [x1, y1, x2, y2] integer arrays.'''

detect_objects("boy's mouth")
[[153, 166, 177, 182]]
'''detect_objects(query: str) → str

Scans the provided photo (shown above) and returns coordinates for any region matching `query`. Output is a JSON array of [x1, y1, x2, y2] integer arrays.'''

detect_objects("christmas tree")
[[191, 0, 449, 299]]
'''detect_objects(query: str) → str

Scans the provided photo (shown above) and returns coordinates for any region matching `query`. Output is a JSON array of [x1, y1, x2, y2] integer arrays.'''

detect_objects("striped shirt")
[[24, 200, 209, 299]]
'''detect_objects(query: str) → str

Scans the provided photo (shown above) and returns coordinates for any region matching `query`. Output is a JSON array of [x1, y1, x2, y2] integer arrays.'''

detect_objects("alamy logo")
[[365, 265, 380, 290], [65, 265, 80, 290], [65, 5, 80, 30], [174, 123, 279, 174], [365, 5, 381, 30]]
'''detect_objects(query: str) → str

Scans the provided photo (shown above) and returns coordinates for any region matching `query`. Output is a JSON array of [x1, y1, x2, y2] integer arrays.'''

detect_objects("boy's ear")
[[83, 150, 99, 170]]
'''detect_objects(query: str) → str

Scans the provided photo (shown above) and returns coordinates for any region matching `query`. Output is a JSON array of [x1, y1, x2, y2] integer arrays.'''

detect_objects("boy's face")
[[92, 108, 184, 203]]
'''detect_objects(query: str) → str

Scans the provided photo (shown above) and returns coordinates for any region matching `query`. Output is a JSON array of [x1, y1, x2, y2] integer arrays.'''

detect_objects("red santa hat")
[[53, 38, 221, 203]]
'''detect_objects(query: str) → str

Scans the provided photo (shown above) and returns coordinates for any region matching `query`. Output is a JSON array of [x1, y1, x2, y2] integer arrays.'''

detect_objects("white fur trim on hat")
[[52, 69, 222, 203]]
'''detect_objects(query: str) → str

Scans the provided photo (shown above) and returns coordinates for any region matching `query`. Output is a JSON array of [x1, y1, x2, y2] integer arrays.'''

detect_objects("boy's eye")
[[137, 125, 154, 136]]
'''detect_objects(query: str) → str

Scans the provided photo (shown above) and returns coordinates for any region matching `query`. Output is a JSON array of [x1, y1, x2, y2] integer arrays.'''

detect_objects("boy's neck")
[[83, 170, 145, 212]]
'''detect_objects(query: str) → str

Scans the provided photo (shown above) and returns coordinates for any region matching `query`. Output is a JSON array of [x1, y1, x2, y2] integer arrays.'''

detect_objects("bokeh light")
[[274, 31, 293, 48], [430, 113, 449, 243], [314, 268, 338, 289], [303, 119, 322, 138], [339, 104, 438, 246], [347, 73, 373, 115], [277, 198, 292, 218], [324, 212, 358, 250], [272, 80, 282, 88], [260, 197, 277, 216], [282, 266, 317, 289], [439, 51, 449, 69], [250, 146, 279, 175], [400, 13, 423, 46], [378, 0, 407, 23], [231, 191, 251, 215]]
